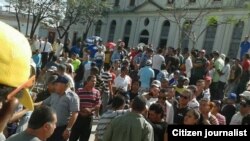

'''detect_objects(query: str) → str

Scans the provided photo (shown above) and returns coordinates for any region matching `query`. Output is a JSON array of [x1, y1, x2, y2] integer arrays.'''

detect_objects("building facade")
[[84, 0, 250, 58], [0, 10, 39, 36]]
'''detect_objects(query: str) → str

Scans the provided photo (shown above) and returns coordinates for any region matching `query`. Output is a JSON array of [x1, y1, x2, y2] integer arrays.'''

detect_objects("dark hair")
[[132, 80, 141, 86], [149, 103, 164, 118], [91, 66, 99, 75], [86, 75, 96, 82], [111, 95, 125, 109], [187, 109, 200, 120], [121, 66, 128, 72], [131, 96, 147, 112], [104, 64, 111, 71], [160, 63, 167, 70], [242, 114, 250, 125], [225, 57, 230, 64], [187, 85, 197, 94], [28, 106, 55, 129]]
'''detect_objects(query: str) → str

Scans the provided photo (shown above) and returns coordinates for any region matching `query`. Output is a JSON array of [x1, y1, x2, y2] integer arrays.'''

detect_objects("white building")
[[80, 0, 250, 59]]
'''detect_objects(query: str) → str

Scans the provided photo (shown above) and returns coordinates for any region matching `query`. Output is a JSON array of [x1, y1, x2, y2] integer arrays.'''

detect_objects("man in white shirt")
[[152, 48, 165, 78], [230, 99, 250, 125], [39, 37, 52, 68], [114, 66, 131, 92], [183, 50, 193, 79]]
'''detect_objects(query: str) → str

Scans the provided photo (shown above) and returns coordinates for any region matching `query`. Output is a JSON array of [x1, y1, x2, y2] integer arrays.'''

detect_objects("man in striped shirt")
[[101, 64, 113, 113], [69, 75, 101, 141], [95, 95, 130, 141]]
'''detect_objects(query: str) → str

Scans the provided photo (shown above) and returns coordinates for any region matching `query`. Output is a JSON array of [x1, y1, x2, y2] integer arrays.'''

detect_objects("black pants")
[[48, 51, 55, 62], [41, 52, 49, 69], [69, 115, 93, 141], [217, 81, 226, 100], [210, 82, 219, 100], [47, 125, 67, 141]]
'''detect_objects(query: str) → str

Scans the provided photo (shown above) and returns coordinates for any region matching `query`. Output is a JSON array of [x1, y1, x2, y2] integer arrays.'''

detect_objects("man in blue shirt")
[[240, 35, 250, 60], [138, 60, 155, 93]]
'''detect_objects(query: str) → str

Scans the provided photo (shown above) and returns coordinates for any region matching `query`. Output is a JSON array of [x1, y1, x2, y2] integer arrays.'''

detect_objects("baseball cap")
[[227, 93, 237, 101], [0, 21, 33, 110], [151, 80, 161, 88], [240, 99, 250, 107], [47, 75, 59, 84], [200, 49, 206, 53], [54, 76, 69, 84], [178, 75, 188, 82], [146, 60, 152, 66], [161, 77, 169, 82], [47, 66, 58, 72], [240, 91, 250, 100]]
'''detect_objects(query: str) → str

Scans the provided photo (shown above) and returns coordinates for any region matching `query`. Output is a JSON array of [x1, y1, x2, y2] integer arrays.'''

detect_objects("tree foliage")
[[79, 0, 112, 40], [7, 0, 62, 38]]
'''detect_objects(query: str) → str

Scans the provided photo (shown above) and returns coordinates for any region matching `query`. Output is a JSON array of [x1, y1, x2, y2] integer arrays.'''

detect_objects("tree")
[[79, 0, 112, 41], [6, 0, 30, 32], [7, 0, 61, 38], [159, 0, 249, 50], [50, 0, 83, 40], [159, 0, 213, 49]]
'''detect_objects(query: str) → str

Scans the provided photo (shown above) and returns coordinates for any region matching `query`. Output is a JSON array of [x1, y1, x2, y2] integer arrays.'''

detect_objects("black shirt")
[[173, 105, 189, 124], [149, 121, 168, 141]]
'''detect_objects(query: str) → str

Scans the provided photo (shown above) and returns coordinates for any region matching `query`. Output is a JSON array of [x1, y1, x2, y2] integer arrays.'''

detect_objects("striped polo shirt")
[[77, 87, 101, 108], [101, 71, 112, 93]]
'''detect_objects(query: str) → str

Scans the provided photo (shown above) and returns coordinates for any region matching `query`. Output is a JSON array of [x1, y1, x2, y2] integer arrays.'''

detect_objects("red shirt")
[[242, 60, 250, 71]]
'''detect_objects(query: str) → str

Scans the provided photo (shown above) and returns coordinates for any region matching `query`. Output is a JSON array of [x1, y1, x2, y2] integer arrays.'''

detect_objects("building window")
[[144, 18, 150, 26], [203, 23, 218, 54], [159, 20, 170, 48], [95, 20, 102, 37], [189, 0, 196, 3], [114, 0, 120, 7], [181, 20, 192, 49], [139, 30, 149, 44], [123, 20, 132, 48], [108, 20, 116, 42], [228, 21, 244, 58], [129, 0, 135, 6], [167, 0, 174, 4]]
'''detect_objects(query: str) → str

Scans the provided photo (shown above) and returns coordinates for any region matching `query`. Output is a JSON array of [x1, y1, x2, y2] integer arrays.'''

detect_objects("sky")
[[0, 0, 9, 11]]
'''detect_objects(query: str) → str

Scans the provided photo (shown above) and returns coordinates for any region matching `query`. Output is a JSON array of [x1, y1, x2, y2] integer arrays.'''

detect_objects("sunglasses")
[[240, 102, 249, 108], [180, 95, 189, 100], [7, 75, 36, 101]]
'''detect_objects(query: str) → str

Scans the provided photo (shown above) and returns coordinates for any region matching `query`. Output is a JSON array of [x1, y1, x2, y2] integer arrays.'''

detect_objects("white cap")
[[240, 91, 250, 100]]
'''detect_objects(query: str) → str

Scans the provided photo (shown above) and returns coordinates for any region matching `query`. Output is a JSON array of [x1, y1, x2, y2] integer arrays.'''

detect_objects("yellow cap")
[[0, 21, 34, 110]]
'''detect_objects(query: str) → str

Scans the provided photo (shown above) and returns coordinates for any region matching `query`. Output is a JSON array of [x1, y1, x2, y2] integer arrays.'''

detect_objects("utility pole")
[[26, 0, 31, 37]]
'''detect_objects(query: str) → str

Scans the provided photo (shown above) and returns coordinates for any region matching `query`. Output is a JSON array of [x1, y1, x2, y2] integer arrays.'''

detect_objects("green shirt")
[[103, 112, 154, 141], [213, 57, 224, 82], [72, 59, 81, 72]]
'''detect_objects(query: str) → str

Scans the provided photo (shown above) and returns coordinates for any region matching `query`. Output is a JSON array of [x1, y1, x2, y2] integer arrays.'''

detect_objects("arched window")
[[108, 20, 116, 42], [139, 30, 149, 44], [123, 20, 132, 47], [203, 22, 218, 54], [181, 20, 193, 49], [129, 0, 135, 6], [228, 21, 244, 58], [159, 20, 170, 48], [95, 20, 102, 37], [114, 0, 120, 7]]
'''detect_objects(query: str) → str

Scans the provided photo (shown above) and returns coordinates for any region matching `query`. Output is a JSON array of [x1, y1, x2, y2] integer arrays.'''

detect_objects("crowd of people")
[[1, 20, 250, 141]]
